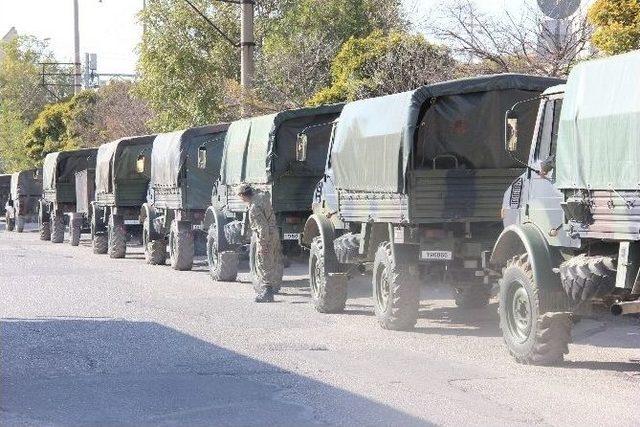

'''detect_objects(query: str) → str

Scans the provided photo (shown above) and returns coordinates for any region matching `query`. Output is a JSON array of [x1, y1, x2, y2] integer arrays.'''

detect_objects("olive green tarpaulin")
[[556, 51, 640, 190], [11, 169, 42, 199], [96, 135, 155, 195], [331, 74, 564, 193], [42, 148, 98, 191], [220, 104, 344, 185]]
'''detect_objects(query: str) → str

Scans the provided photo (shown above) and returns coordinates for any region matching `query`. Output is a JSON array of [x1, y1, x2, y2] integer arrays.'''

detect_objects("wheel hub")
[[508, 284, 532, 342]]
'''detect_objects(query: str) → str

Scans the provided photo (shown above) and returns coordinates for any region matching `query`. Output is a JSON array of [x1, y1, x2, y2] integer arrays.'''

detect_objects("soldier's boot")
[[255, 286, 275, 303]]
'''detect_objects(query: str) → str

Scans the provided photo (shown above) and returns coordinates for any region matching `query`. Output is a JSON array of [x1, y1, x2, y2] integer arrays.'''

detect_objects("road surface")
[[1, 223, 639, 426]]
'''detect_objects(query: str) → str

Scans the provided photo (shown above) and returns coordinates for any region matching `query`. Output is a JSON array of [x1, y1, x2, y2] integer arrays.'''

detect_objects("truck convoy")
[[92, 135, 155, 257], [493, 50, 640, 364], [205, 105, 343, 286], [301, 74, 563, 330], [39, 148, 98, 243], [141, 125, 229, 270], [4, 169, 42, 232]]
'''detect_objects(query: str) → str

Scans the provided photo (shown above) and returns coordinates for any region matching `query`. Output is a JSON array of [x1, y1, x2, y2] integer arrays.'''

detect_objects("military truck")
[[204, 105, 343, 285], [301, 75, 563, 330], [0, 174, 10, 217], [141, 125, 229, 270], [4, 169, 43, 232], [91, 135, 155, 257], [492, 51, 640, 364], [39, 148, 98, 243]]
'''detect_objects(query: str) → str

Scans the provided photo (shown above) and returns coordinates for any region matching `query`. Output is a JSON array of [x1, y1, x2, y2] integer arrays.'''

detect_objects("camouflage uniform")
[[248, 190, 283, 290]]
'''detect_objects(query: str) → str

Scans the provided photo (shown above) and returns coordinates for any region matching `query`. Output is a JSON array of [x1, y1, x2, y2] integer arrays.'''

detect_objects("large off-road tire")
[[93, 234, 108, 254], [372, 242, 419, 330], [69, 219, 81, 246], [5, 212, 15, 232], [499, 253, 572, 365], [558, 254, 616, 304], [250, 236, 283, 294], [309, 236, 347, 313], [169, 220, 194, 271], [108, 222, 127, 259], [39, 221, 51, 241], [206, 223, 238, 281], [143, 221, 166, 265], [16, 215, 25, 233], [453, 284, 491, 308], [50, 212, 65, 244], [333, 233, 361, 264]]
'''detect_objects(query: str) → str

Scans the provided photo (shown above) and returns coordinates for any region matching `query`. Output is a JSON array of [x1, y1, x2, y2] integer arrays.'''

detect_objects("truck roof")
[[42, 148, 98, 191], [96, 135, 156, 196]]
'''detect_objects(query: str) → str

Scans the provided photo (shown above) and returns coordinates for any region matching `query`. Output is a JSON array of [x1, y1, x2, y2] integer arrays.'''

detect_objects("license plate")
[[421, 250, 453, 261], [283, 233, 300, 241], [123, 220, 140, 225]]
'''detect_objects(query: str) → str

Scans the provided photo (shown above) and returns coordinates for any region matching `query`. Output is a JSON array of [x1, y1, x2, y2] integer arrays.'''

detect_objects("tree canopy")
[[588, 0, 640, 55]]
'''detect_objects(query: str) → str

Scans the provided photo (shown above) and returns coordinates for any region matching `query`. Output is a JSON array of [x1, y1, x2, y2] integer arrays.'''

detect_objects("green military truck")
[[493, 51, 640, 364], [40, 149, 98, 243], [301, 75, 563, 330], [0, 174, 10, 217], [141, 124, 229, 270], [204, 105, 343, 285], [91, 135, 155, 257], [4, 169, 43, 232]]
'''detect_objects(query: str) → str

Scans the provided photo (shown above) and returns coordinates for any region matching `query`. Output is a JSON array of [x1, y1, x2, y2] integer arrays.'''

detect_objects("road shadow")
[[0, 318, 430, 426], [559, 360, 640, 373]]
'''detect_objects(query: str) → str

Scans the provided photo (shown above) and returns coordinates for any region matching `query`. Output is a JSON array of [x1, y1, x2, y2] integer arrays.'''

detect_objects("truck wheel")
[[558, 254, 616, 304], [108, 223, 127, 259], [499, 254, 572, 365], [16, 215, 25, 233], [169, 220, 194, 271], [69, 219, 81, 246], [372, 242, 419, 330], [143, 221, 166, 265], [5, 212, 15, 231], [309, 236, 347, 313], [453, 285, 491, 308], [50, 212, 65, 243], [207, 223, 238, 281], [333, 233, 361, 263], [39, 221, 51, 241], [250, 236, 282, 294], [93, 234, 108, 254]]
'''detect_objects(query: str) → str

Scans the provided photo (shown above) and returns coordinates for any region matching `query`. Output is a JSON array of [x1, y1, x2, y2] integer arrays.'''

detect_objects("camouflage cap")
[[237, 183, 254, 196]]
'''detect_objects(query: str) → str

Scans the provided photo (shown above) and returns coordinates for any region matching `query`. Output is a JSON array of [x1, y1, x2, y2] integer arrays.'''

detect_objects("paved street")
[[1, 223, 640, 426]]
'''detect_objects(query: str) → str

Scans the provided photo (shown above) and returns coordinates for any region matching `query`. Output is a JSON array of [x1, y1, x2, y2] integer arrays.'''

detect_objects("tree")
[[256, 0, 407, 109], [93, 81, 154, 141], [588, 0, 640, 54], [308, 31, 458, 105], [430, 0, 594, 77]]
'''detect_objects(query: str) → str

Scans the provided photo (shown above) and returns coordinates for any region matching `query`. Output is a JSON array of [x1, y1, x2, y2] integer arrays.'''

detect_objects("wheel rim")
[[310, 254, 322, 298], [506, 281, 532, 343], [169, 229, 176, 260], [375, 266, 390, 311], [207, 234, 218, 271]]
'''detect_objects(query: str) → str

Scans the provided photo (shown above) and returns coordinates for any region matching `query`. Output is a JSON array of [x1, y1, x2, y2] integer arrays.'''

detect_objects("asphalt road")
[[1, 222, 640, 426]]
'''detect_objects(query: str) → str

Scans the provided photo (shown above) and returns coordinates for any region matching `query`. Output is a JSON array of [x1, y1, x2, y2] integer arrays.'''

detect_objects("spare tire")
[[558, 254, 616, 303]]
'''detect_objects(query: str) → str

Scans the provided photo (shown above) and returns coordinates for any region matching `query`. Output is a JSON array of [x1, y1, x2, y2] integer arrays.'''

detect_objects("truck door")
[[525, 97, 569, 247]]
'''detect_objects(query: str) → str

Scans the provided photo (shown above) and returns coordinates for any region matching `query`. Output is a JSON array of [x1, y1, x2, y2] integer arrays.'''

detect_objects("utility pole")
[[240, 0, 255, 90], [73, 0, 81, 93]]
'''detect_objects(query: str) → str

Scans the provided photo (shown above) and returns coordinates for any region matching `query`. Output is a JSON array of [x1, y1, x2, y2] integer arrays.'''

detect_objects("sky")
[[0, 0, 575, 75]]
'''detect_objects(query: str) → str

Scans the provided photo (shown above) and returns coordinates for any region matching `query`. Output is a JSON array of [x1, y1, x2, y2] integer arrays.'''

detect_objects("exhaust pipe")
[[610, 300, 640, 316]]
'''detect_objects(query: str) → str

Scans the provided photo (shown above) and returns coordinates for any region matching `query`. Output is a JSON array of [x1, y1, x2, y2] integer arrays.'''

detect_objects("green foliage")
[[308, 31, 457, 105], [588, 0, 640, 55], [0, 101, 31, 172]]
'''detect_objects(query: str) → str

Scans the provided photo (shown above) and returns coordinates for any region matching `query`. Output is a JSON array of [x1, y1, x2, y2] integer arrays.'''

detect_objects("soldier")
[[238, 184, 284, 303]]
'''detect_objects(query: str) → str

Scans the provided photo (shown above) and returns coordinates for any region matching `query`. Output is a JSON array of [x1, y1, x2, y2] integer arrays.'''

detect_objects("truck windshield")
[[535, 99, 563, 164]]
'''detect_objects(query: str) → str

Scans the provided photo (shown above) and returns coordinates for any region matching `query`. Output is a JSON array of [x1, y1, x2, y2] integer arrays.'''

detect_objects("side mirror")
[[296, 133, 308, 162], [505, 110, 519, 153], [197, 145, 207, 169], [136, 155, 146, 173]]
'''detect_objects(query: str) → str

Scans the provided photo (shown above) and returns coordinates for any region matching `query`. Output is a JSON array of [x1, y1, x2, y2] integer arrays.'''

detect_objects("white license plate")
[[283, 233, 300, 241], [421, 250, 453, 261], [123, 220, 140, 225]]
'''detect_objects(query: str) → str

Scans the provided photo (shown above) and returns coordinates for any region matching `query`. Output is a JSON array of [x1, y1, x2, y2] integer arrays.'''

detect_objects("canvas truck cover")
[[331, 74, 564, 193], [0, 174, 10, 188], [556, 51, 640, 190], [42, 148, 98, 191], [220, 104, 344, 185], [96, 135, 155, 195], [11, 169, 42, 199]]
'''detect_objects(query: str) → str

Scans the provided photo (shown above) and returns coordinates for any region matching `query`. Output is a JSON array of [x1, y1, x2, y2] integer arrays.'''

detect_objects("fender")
[[303, 214, 339, 270], [203, 206, 228, 251], [91, 203, 107, 234], [491, 223, 562, 291], [140, 203, 160, 240]]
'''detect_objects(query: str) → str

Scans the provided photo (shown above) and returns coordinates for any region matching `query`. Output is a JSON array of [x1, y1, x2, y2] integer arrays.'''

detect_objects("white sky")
[[0, 0, 574, 75]]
